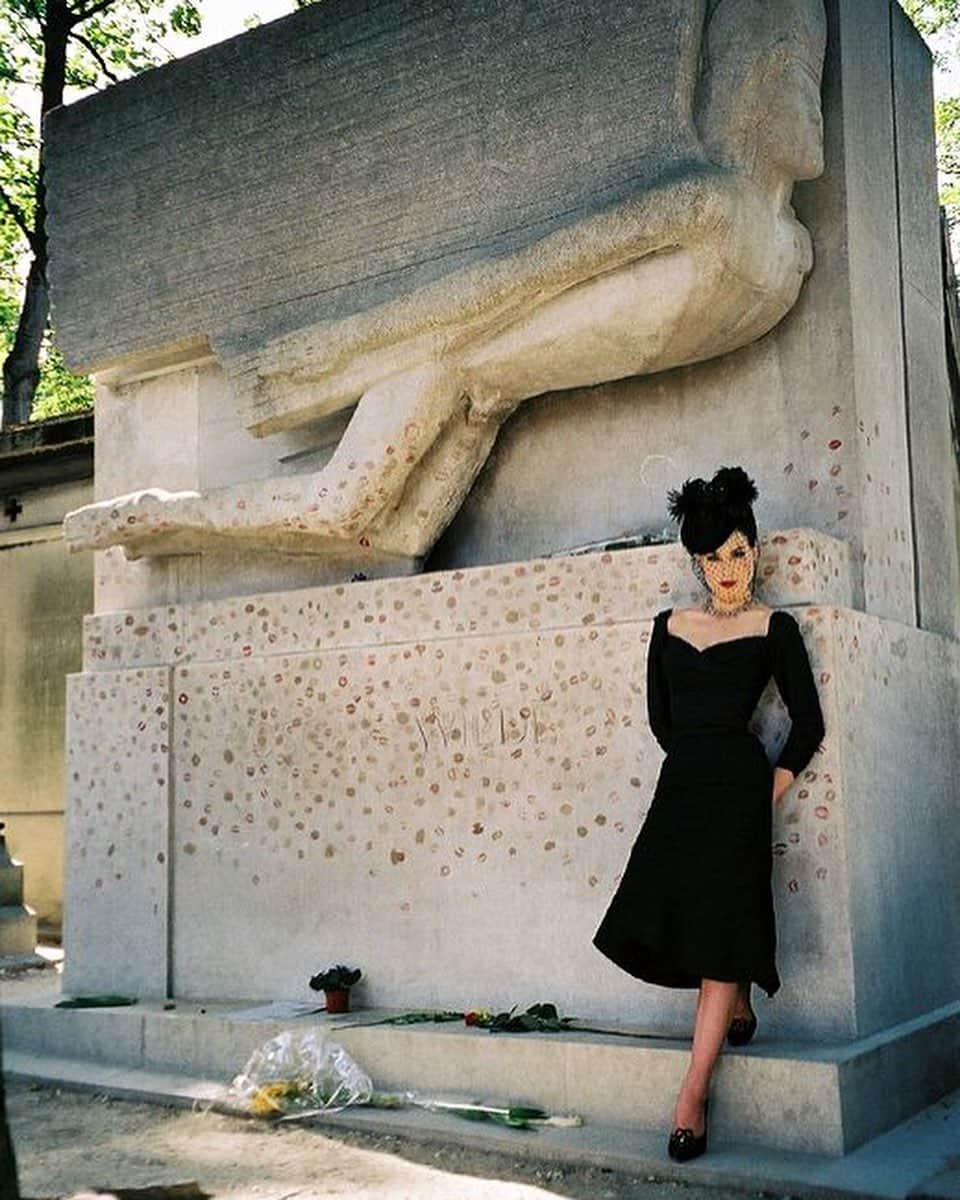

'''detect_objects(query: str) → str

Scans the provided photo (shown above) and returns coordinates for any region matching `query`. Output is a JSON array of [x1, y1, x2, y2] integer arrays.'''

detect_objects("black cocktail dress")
[[592, 607, 826, 998]]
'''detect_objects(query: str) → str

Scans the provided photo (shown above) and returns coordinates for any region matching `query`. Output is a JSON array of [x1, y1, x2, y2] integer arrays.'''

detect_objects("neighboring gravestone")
[[0, 824, 38, 959]]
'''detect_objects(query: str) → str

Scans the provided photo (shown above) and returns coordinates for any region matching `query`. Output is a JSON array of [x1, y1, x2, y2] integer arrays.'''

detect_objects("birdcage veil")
[[666, 466, 761, 595]]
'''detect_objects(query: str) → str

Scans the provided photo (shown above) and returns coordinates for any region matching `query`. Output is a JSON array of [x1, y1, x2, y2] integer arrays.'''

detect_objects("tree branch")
[[0, 183, 37, 254], [70, 31, 120, 82], [69, 0, 118, 25]]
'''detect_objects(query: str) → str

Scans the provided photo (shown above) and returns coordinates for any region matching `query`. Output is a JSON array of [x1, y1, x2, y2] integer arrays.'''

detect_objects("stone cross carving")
[[58, 0, 826, 563]]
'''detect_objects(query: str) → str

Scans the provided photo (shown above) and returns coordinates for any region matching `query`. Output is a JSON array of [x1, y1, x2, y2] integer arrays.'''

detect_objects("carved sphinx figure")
[[64, 0, 826, 562]]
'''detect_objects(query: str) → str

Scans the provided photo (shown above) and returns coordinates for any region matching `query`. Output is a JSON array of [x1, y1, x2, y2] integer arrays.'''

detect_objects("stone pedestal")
[[63, 531, 960, 1055]]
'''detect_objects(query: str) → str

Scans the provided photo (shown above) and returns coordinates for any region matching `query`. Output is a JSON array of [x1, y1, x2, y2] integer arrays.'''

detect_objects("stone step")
[[5, 1048, 960, 1200], [3, 989, 958, 1158]]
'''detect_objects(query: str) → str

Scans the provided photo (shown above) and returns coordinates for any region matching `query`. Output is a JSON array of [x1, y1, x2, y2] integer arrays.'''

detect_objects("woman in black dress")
[[592, 466, 825, 1162]]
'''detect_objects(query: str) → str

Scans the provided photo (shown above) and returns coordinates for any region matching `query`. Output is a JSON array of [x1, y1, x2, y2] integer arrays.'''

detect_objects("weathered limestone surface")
[[48, 0, 708, 373], [425, 0, 960, 639], [890, 3, 959, 638], [64, 667, 170, 997], [53, 0, 828, 563]]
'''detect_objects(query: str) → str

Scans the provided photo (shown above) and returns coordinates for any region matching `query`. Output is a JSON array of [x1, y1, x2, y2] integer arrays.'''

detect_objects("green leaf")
[[170, 3, 202, 37], [29, 336, 94, 420], [901, 0, 960, 35], [377, 1010, 464, 1024]]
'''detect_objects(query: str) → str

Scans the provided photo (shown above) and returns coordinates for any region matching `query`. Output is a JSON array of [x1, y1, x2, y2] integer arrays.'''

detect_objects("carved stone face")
[[758, 44, 825, 181], [698, 0, 826, 185], [694, 528, 759, 609]]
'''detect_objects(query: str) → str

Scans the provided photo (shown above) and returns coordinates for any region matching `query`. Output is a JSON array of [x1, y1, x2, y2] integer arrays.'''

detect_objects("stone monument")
[[22, 0, 960, 1156]]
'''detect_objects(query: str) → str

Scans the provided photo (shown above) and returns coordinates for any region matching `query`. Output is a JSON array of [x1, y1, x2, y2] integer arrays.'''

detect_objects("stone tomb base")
[[64, 532, 960, 1068]]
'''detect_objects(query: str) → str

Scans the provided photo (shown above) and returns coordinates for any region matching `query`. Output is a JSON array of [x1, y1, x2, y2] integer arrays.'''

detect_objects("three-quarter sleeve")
[[770, 610, 826, 776], [647, 610, 673, 753]]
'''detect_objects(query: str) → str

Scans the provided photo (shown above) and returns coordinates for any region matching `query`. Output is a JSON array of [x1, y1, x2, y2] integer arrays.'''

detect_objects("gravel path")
[[6, 1080, 774, 1200]]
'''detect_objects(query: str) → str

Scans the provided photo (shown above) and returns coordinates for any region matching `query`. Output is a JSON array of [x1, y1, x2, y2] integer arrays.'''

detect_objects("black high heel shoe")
[[668, 1096, 709, 1162], [727, 986, 758, 1046]]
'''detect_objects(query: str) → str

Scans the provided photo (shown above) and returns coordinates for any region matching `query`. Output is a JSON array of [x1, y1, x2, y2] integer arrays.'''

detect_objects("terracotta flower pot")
[[324, 987, 350, 1013]]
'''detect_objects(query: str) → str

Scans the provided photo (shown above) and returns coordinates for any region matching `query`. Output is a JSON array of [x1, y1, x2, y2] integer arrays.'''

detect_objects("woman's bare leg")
[[671, 978, 739, 1134]]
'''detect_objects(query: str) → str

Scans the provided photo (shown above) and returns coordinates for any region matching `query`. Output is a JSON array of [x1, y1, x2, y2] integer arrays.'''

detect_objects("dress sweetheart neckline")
[[663, 607, 776, 655]]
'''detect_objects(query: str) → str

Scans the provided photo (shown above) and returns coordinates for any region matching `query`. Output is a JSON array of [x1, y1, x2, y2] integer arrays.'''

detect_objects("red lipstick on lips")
[[720, 581, 736, 587]]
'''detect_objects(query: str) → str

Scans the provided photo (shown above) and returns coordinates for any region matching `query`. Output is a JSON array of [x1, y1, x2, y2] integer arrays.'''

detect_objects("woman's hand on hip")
[[772, 766, 795, 807]]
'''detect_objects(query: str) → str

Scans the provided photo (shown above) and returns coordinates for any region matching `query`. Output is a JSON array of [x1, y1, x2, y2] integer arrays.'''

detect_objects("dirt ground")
[[6, 1080, 781, 1200]]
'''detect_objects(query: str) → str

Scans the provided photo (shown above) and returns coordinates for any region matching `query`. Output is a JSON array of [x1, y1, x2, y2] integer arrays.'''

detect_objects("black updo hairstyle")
[[665, 465, 759, 555]]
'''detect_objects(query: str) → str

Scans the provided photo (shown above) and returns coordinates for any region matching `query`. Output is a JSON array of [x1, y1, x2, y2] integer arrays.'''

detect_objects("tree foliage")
[[901, 0, 960, 35], [900, 1, 960, 238], [0, 1, 323, 427], [0, 0, 207, 427]]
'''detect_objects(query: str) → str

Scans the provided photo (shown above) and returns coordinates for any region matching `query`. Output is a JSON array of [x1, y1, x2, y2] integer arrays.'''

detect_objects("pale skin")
[[666, 528, 795, 1137]]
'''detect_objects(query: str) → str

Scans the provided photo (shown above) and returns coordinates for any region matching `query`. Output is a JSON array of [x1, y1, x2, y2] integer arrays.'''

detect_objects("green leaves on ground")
[[485, 1002, 579, 1033]]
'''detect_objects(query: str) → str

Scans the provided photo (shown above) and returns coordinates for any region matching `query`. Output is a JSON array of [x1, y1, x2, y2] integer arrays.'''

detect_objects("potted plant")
[[309, 964, 362, 1013]]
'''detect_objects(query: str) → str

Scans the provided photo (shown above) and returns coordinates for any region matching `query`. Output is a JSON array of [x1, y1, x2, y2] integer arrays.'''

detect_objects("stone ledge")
[[80, 528, 853, 671], [10, 1046, 958, 1200]]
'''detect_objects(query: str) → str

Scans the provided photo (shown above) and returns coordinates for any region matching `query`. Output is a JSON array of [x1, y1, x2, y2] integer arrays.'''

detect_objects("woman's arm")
[[647, 610, 673, 754], [770, 610, 826, 803]]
